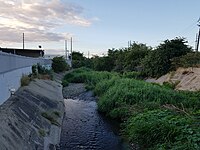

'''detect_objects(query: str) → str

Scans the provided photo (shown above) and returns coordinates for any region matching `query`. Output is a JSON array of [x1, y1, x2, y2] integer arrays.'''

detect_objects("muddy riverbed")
[[59, 83, 130, 150]]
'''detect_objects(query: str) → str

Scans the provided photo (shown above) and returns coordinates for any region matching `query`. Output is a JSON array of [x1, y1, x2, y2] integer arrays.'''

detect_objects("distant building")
[[0, 48, 44, 58]]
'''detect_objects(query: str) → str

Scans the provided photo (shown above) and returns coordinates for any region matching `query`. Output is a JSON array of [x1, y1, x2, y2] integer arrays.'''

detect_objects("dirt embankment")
[[0, 79, 65, 150], [147, 67, 200, 91]]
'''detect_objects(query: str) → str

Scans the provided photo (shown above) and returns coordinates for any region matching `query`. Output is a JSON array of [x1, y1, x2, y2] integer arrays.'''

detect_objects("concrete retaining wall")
[[0, 51, 51, 74], [0, 52, 52, 103], [0, 79, 64, 150], [0, 67, 32, 104]]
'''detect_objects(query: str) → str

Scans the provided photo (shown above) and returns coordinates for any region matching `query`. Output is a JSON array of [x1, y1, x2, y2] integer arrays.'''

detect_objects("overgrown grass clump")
[[63, 68, 200, 149], [41, 111, 60, 126], [21, 75, 31, 86], [62, 67, 118, 89]]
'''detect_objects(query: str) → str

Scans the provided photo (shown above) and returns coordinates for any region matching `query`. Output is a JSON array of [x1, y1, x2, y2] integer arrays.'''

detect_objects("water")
[[59, 91, 130, 150]]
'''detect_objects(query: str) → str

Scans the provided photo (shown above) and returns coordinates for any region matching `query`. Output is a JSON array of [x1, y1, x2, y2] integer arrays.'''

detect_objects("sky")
[[0, 0, 200, 56]]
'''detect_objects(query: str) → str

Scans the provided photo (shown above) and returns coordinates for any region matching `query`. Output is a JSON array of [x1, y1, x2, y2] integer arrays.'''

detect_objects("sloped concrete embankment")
[[0, 79, 64, 150]]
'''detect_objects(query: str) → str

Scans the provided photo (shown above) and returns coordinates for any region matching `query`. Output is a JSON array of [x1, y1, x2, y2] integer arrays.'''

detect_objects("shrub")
[[32, 65, 38, 76], [171, 52, 200, 69], [21, 75, 31, 86], [52, 56, 69, 73], [62, 80, 69, 87]]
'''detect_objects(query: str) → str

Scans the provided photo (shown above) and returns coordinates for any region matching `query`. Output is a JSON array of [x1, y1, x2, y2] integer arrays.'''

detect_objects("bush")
[[32, 65, 38, 76], [171, 52, 200, 69], [52, 56, 69, 73], [21, 75, 31, 86], [62, 80, 69, 87]]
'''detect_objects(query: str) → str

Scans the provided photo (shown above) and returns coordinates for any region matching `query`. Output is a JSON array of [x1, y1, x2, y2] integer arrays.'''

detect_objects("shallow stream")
[[59, 84, 130, 150]]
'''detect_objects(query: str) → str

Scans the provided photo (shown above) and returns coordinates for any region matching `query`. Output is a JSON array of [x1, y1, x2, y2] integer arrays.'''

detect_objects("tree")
[[171, 52, 200, 69], [91, 55, 114, 71], [52, 56, 69, 73], [124, 42, 151, 71], [141, 37, 192, 77], [72, 51, 92, 68]]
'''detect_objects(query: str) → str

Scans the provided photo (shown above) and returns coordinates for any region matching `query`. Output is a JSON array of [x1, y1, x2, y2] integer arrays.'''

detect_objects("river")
[[59, 84, 130, 150]]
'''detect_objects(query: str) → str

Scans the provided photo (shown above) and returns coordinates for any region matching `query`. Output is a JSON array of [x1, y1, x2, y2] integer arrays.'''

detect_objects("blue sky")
[[0, 0, 200, 56]]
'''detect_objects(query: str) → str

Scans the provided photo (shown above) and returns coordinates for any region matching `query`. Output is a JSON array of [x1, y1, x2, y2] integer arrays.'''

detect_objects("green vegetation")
[[63, 68, 200, 149], [20, 74, 31, 86], [72, 37, 195, 78], [52, 56, 69, 73], [41, 111, 60, 126], [38, 128, 46, 137], [141, 38, 192, 77], [171, 52, 200, 69], [62, 37, 200, 149], [21, 64, 53, 86], [72, 51, 92, 68], [53, 111, 61, 117], [62, 80, 69, 87]]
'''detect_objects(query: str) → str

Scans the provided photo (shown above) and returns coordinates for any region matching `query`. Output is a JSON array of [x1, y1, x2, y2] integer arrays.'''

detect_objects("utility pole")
[[65, 40, 68, 60], [23, 33, 24, 49], [196, 19, 200, 52], [70, 37, 73, 67], [128, 41, 130, 48], [88, 51, 90, 59]]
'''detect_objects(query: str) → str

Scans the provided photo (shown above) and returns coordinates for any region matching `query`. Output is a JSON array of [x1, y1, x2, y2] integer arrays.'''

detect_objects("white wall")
[[0, 51, 52, 74], [0, 52, 52, 104], [0, 67, 32, 104]]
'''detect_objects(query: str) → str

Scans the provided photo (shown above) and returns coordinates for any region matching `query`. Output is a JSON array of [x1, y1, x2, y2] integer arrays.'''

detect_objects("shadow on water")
[[59, 90, 131, 150]]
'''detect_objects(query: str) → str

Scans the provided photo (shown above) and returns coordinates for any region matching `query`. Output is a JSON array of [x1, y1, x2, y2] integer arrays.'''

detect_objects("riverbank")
[[0, 79, 65, 150], [62, 68, 200, 150]]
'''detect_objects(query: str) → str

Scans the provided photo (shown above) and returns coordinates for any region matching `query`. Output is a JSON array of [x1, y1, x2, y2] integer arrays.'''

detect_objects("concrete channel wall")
[[0, 52, 52, 104], [0, 79, 64, 150]]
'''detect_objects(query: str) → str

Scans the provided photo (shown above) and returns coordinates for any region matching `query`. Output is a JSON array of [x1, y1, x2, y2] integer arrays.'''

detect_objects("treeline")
[[72, 37, 200, 78]]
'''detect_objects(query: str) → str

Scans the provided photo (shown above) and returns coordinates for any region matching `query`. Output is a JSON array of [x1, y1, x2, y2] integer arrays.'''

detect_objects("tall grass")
[[63, 68, 200, 149]]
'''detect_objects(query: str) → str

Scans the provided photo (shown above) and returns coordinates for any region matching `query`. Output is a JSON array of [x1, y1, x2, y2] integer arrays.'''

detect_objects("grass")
[[63, 68, 200, 149], [20, 65, 54, 87], [41, 111, 60, 126], [38, 128, 46, 137], [21, 74, 31, 86]]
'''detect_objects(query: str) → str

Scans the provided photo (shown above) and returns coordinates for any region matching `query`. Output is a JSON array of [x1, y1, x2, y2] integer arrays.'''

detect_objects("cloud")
[[0, 0, 92, 43]]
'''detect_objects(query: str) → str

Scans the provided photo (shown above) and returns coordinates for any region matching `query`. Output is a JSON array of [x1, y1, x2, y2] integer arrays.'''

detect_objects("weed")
[[20, 75, 31, 86], [38, 129, 46, 137], [41, 112, 60, 126], [53, 111, 60, 117]]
